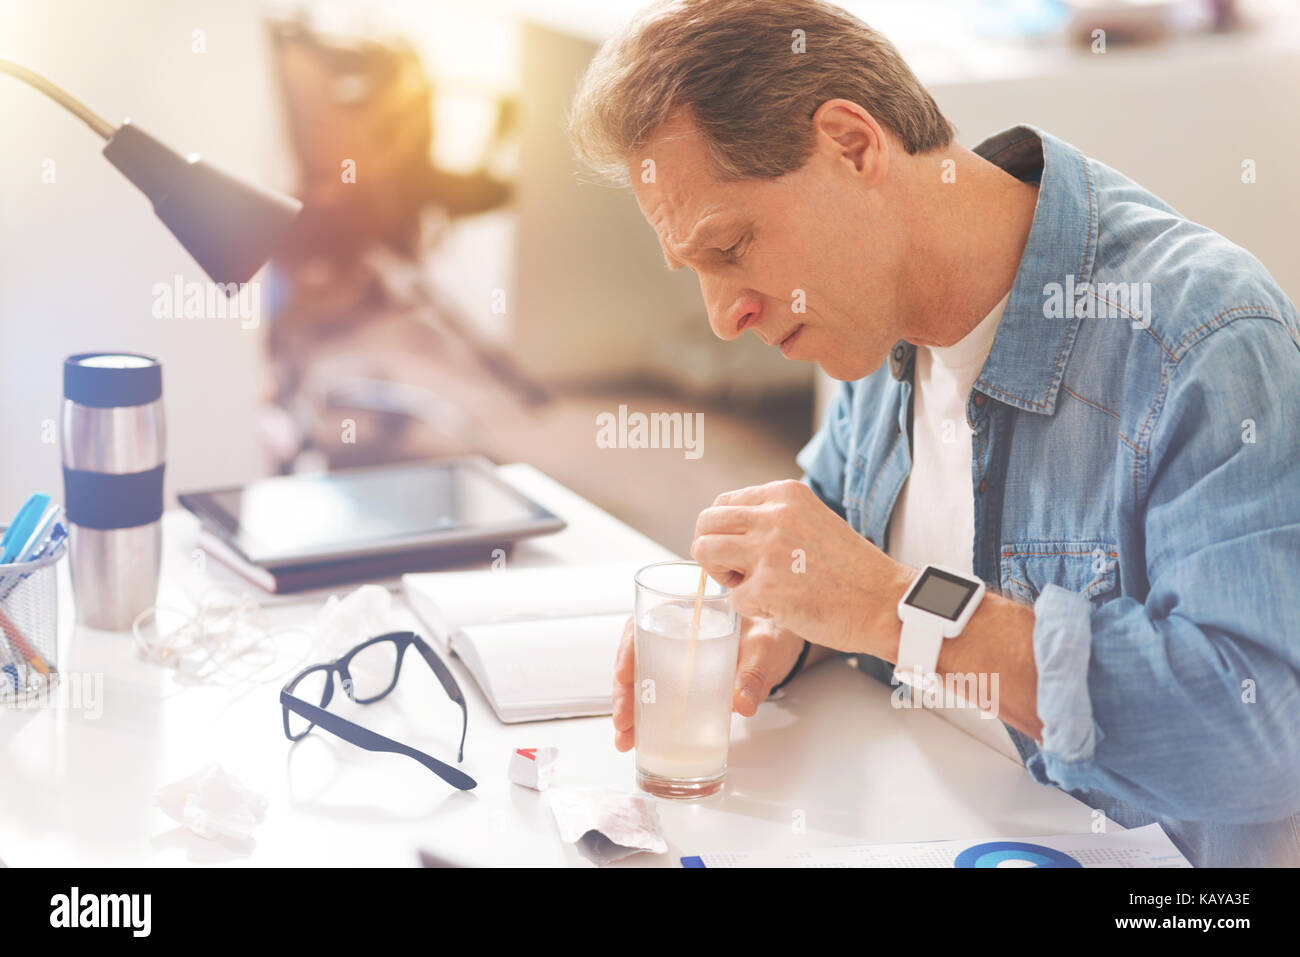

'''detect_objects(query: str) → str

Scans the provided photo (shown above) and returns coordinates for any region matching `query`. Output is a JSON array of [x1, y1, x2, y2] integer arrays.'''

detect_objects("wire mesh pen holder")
[[0, 526, 67, 700]]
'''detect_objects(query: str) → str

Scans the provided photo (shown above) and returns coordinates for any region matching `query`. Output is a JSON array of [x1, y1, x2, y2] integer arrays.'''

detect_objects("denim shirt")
[[797, 125, 1300, 867]]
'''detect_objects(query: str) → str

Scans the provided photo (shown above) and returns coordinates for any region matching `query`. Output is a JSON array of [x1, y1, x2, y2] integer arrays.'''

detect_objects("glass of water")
[[634, 561, 740, 799]]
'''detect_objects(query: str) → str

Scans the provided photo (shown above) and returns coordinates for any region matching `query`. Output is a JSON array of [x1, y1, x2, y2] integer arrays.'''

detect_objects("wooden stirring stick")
[[671, 567, 709, 729]]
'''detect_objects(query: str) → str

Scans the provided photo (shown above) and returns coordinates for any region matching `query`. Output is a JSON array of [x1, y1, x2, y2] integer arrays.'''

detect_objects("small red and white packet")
[[508, 746, 559, 791]]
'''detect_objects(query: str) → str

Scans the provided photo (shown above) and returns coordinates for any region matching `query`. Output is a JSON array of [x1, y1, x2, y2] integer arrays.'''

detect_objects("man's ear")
[[811, 98, 888, 187]]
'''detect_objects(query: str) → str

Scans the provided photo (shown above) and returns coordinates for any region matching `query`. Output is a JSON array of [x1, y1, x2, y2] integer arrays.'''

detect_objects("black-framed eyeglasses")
[[280, 630, 476, 791]]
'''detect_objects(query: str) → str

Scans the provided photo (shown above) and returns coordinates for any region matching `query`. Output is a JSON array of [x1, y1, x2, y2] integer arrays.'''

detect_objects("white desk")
[[0, 465, 1101, 867]]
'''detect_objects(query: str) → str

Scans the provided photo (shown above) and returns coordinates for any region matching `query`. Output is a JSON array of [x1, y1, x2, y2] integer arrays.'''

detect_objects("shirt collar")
[[888, 125, 1098, 416]]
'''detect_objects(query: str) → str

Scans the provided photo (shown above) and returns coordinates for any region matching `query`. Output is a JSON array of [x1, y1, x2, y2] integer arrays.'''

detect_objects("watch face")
[[905, 566, 979, 621]]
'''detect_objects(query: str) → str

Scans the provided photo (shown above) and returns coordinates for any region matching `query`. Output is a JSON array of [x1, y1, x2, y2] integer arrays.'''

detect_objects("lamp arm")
[[0, 58, 114, 139]]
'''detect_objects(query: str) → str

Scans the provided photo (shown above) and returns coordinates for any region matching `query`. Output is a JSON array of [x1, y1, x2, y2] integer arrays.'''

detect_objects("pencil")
[[0, 606, 50, 677]]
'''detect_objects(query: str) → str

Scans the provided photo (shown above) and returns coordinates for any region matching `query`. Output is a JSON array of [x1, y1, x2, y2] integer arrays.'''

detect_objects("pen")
[[0, 637, 21, 694], [0, 498, 63, 687], [16, 504, 61, 564], [0, 493, 52, 564], [0, 518, 66, 605]]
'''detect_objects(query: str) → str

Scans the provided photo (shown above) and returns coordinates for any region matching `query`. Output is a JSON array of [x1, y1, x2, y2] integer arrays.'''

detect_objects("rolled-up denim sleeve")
[[1029, 317, 1300, 823], [796, 379, 855, 518]]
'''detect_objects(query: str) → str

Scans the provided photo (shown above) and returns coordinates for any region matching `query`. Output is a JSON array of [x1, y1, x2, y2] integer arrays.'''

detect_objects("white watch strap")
[[893, 616, 946, 689]]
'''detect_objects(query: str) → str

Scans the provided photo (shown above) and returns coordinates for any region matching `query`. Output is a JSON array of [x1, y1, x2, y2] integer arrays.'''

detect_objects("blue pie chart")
[[953, 841, 1082, 868]]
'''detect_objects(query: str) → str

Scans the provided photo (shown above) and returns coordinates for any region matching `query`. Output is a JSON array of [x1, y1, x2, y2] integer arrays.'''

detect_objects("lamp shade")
[[102, 121, 302, 287]]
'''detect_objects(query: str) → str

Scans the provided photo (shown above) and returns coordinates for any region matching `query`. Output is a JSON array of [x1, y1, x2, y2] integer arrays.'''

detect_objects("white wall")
[[0, 0, 292, 514], [816, 31, 1300, 429], [930, 39, 1300, 304]]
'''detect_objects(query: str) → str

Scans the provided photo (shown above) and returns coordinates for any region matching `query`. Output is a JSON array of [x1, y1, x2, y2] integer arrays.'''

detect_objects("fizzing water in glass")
[[633, 562, 739, 798]]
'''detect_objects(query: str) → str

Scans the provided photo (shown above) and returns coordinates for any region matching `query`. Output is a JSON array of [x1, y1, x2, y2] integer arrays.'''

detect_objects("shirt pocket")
[[1000, 541, 1120, 605]]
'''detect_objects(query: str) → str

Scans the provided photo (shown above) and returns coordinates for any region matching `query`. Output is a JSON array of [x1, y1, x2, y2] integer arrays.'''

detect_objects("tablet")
[[178, 458, 565, 568]]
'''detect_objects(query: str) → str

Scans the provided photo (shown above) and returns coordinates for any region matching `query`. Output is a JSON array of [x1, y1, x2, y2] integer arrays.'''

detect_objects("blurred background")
[[2, 0, 1298, 556]]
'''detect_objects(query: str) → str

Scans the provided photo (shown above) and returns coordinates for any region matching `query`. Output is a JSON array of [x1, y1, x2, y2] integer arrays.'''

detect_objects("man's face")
[[631, 110, 905, 381]]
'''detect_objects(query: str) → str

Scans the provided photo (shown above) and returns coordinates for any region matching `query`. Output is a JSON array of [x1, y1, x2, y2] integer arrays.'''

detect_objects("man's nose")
[[704, 283, 762, 341]]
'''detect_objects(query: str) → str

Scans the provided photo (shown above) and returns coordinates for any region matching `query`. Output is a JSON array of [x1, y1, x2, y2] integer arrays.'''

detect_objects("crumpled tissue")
[[314, 584, 397, 656], [314, 584, 402, 690], [153, 764, 268, 842], [547, 788, 667, 865]]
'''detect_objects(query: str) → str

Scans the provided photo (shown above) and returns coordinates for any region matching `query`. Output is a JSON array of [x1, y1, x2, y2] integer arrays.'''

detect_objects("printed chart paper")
[[681, 823, 1191, 868]]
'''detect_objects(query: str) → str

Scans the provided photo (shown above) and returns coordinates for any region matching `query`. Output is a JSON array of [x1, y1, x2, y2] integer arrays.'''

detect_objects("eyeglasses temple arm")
[[280, 691, 477, 790], [411, 636, 469, 762]]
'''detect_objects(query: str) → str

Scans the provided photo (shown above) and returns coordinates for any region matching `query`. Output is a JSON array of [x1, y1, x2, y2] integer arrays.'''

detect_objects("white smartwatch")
[[893, 563, 985, 690]]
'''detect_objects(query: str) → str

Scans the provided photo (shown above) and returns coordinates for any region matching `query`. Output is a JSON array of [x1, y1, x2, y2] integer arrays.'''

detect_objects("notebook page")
[[457, 612, 629, 712], [404, 562, 640, 631]]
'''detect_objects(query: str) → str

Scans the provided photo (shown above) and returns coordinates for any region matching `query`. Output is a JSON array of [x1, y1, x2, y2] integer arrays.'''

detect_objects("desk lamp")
[[1, 58, 301, 285]]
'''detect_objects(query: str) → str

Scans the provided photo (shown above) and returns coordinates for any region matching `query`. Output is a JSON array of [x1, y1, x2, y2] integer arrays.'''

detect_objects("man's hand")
[[611, 614, 807, 752], [691, 479, 917, 655]]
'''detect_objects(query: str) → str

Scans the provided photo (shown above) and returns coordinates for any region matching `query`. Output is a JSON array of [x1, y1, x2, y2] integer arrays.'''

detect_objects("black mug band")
[[63, 464, 166, 530], [63, 353, 162, 408]]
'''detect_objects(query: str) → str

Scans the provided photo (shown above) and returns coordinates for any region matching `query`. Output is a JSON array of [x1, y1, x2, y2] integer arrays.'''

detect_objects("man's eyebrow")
[[663, 217, 740, 269], [683, 218, 736, 251]]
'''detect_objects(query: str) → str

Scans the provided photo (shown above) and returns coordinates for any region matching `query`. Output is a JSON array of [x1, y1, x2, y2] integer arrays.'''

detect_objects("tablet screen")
[[181, 461, 560, 565]]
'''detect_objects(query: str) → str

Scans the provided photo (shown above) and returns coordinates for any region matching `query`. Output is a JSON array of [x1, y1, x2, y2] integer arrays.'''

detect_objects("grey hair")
[[567, 0, 955, 186]]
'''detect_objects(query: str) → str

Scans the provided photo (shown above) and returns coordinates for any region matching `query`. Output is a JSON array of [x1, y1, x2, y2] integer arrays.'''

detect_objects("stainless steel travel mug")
[[61, 353, 166, 631]]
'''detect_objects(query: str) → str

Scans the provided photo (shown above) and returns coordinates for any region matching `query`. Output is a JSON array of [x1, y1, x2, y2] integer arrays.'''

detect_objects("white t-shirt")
[[886, 292, 1022, 763]]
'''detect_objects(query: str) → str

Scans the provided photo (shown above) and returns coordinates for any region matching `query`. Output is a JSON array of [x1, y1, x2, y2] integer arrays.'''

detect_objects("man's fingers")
[[612, 688, 635, 751], [712, 484, 774, 508], [694, 504, 755, 538], [727, 580, 775, 620], [690, 533, 751, 585], [612, 617, 635, 750], [713, 479, 805, 508], [612, 679, 634, 733], [732, 634, 775, 718], [613, 617, 635, 683]]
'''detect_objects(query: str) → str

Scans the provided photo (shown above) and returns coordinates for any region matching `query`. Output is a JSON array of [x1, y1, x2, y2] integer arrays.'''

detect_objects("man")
[[568, 0, 1300, 866]]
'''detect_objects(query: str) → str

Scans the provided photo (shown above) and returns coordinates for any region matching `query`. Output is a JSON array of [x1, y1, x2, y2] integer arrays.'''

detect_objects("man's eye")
[[720, 238, 746, 260]]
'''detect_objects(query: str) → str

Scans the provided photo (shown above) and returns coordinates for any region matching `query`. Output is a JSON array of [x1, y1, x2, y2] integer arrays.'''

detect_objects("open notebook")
[[402, 562, 645, 723]]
